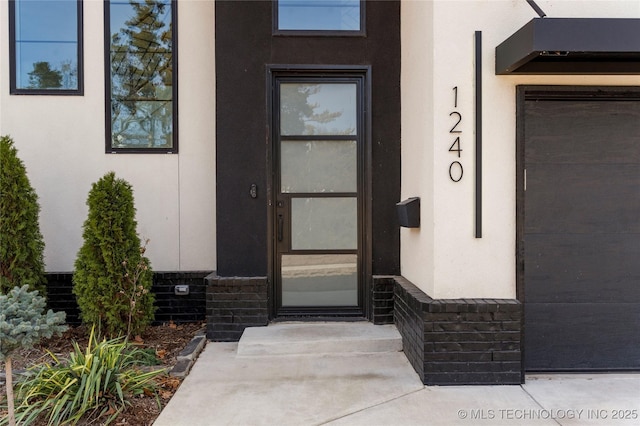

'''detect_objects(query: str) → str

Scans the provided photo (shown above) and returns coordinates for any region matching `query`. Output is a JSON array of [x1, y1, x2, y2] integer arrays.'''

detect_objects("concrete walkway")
[[154, 323, 640, 426]]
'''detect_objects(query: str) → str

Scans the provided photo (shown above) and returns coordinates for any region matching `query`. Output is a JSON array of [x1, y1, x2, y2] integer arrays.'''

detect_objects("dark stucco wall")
[[215, 0, 401, 277]]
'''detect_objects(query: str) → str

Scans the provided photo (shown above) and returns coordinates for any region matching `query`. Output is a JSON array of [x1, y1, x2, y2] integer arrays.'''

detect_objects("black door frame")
[[266, 65, 372, 320], [516, 85, 640, 371]]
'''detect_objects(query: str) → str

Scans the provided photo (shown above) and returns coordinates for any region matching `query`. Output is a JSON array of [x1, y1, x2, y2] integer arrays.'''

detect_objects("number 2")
[[449, 112, 462, 133]]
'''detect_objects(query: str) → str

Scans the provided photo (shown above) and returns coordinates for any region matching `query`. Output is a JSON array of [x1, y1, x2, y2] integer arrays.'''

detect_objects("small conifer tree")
[[73, 172, 155, 337], [0, 136, 47, 295], [0, 285, 67, 426]]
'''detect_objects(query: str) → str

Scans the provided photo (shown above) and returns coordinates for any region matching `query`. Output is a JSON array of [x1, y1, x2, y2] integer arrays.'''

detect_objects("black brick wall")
[[47, 273, 81, 324], [205, 274, 269, 341], [372, 276, 395, 324], [394, 276, 523, 385], [153, 272, 209, 323], [44, 272, 210, 325]]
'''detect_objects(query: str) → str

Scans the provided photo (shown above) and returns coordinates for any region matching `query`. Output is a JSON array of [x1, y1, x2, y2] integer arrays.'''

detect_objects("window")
[[105, 0, 177, 153], [9, 0, 83, 94], [275, 0, 364, 34]]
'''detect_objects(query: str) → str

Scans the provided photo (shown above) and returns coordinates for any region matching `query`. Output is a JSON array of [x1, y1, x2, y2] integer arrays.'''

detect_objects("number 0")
[[449, 161, 463, 182]]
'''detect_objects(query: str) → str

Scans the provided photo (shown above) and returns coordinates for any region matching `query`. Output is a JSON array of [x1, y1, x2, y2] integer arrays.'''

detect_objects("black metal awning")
[[495, 18, 640, 75]]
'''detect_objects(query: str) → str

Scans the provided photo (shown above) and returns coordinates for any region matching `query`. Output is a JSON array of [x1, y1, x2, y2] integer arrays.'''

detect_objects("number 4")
[[449, 137, 462, 157]]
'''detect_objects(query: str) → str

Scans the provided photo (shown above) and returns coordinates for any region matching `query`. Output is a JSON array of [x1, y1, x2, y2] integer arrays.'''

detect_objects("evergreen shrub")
[[73, 172, 155, 337], [0, 136, 47, 295], [0, 285, 67, 426]]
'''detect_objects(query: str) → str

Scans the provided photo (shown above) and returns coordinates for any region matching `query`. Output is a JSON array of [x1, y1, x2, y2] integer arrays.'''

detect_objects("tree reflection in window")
[[108, 0, 174, 150], [280, 83, 356, 136], [279, 83, 358, 194], [10, 0, 81, 93], [28, 62, 62, 89]]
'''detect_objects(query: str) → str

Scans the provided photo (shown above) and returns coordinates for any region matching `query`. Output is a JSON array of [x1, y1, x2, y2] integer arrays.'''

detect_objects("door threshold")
[[271, 316, 367, 323]]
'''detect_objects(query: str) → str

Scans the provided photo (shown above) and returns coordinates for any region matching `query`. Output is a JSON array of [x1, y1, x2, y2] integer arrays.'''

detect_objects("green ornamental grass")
[[7, 326, 166, 426]]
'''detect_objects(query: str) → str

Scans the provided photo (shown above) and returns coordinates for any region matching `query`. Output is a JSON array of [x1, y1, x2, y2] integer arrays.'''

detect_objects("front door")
[[272, 73, 366, 317]]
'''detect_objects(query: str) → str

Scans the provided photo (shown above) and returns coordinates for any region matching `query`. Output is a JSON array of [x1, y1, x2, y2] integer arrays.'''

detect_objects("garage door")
[[521, 88, 640, 371]]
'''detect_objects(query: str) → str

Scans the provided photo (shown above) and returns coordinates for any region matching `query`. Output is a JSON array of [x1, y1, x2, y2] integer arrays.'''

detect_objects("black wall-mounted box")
[[396, 197, 420, 228]]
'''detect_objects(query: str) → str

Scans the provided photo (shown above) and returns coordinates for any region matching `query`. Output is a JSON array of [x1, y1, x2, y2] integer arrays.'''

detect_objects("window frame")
[[104, 0, 178, 154], [9, 0, 84, 95], [273, 0, 366, 36]]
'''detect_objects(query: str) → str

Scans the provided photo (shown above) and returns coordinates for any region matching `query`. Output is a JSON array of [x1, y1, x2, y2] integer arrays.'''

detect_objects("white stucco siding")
[[0, 0, 216, 272], [401, 0, 436, 296], [401, 0, 640, 299]]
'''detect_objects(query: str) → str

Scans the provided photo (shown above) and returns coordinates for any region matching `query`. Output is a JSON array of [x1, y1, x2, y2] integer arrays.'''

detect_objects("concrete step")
[[236, 322, 403, 357]]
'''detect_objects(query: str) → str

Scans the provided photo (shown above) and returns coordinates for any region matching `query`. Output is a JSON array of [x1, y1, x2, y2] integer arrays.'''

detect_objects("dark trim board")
[[474, 30, 482, 238], [516, 86, 640, 371]]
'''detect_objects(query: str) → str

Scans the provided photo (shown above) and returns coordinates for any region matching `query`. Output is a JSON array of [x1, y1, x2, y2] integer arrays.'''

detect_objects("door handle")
[[277, 214, 284, 242]]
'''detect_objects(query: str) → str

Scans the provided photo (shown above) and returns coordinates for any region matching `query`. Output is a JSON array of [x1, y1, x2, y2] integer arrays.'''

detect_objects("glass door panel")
[[281, 140, 357, 193], [280, 83, 357, 135], [282, 254, 357, 306], [275, 78, 362, 313], [291, 197, 357, 250]]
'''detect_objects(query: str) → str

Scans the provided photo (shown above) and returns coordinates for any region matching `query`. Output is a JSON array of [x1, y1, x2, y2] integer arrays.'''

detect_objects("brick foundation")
[[205, 275, 269, 341], [44, 271, 210, 325], [372, 276, 395, 324], [394, 276, 523, 385]]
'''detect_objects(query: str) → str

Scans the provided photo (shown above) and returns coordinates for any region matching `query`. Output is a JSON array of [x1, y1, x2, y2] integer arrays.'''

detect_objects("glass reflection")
[[291, 197, 357, 250], [282, 254, 357, 306], [280, 83, 356, 136], [281, 140, 357, 193], [278, 0, 360, 31], [14, 0, 79, 90], [109, 0, 173, 149]]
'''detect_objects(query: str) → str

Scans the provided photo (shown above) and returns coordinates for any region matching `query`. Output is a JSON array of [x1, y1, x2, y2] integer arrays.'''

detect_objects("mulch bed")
[[1, 322, 206, 425]]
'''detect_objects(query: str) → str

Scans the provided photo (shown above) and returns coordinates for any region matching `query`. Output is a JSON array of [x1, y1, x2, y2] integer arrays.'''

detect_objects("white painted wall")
[[401, 0, 640, 299], [0, 0, 216, 273], [401, 0, 436, 296]]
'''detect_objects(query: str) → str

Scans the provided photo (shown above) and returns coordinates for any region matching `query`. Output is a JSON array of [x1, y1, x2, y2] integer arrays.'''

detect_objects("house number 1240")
[[448, 86, 463, 182]]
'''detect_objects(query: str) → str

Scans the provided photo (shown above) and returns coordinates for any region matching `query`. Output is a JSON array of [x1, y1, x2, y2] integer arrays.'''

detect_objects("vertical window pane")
[[12, 0, 80, 91], [278, 0, 360, 31], [280, 83, 357, 136], [108, 0, 175, 150]]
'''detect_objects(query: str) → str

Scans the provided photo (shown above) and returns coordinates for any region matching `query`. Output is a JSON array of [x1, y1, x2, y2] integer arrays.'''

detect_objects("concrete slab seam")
[[519, 383, 562, 426], [314, 387, 426, 426]]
